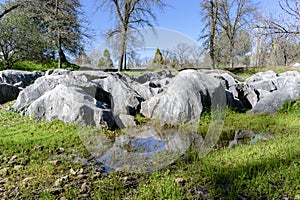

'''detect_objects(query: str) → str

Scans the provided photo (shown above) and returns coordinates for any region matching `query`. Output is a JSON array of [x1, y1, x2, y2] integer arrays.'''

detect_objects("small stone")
[[60, 197, 68, 200], [54, 175, 68, 187], [80, 182, 89, 193], [92, 172, 101, 180], [13, 165, 23, 171], [56, 147, 65, 154], [33, 145, 44, 151], [79, 194, 90, 198], [78, 168, 84, 174], [70, 168, 77, 175], [175, 178, 185, 184], [49, 188, 61, 195], [49, 160, 61, 165], [0, 178, 9, 184], [19, 158, 26, 165], [8, 155, 17, 164], [0, 168, 10, 176], [76, 174, 87, 180], [22, 177, 35, 183]]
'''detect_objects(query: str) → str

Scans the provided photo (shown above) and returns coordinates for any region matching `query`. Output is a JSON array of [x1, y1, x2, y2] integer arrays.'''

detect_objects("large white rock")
[[26, 84, 114, 128], [251, 84, 300, 114], [141, 70, 226, 125]]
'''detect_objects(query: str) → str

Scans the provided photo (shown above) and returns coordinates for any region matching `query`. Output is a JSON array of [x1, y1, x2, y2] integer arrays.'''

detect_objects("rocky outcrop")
[[26, 84, 115, 128], [141, 70, 226, 125], [10, 71, 114, 128], [250, 84, 300, 114], [99, 73, 144, 116], [11, 72, 103, 114], [0, 70, 43, 104], [246, 70, 300, 114], [8, 67, 300, 128], [0, 70, 43, 88], [0, 83, 20, 104], [133, 70, 174, 84]]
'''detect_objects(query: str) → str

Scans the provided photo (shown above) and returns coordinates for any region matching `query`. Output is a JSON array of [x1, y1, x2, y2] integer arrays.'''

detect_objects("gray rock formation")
[[114, 114, 136, 129], [251, 84, 300, 114], [0, 83, 20, 104], [141, 70, 226, 125], [10, 71, 116, 128], [0, 70, 43, 88], [0, 70, 43, 104], [11, 72, 102, 114], [99, 73, 144, 116], [26, 84, 115, 128], [134, 70, 174, 84]]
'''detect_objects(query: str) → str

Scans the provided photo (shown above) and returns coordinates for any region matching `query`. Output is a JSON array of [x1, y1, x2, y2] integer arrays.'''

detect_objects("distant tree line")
[[200, 0, 300, 69], [1, 0, 300, 71]]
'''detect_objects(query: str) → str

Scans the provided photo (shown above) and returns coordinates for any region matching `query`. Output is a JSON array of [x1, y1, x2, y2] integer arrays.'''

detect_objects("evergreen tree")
[[153, 48, 163, 65], [98, 49, 114, 69]]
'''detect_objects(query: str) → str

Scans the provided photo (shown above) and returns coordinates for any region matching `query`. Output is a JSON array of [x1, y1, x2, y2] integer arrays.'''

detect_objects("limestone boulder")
[[141, 70, 226, 125], [26, 84, 115, 128]]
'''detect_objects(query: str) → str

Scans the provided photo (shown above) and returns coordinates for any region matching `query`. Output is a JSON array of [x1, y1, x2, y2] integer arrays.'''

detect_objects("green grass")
[[1, 100, 300, 199], [229, 66, 300, 79], [0, 60, 80, 71]]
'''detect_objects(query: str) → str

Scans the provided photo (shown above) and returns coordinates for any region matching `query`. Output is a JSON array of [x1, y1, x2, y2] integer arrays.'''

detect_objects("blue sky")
[[0, 0, 280, 53], [83, 0, 280, 52]]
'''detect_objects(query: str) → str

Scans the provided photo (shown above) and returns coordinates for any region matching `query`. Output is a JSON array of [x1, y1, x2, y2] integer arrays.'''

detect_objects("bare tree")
[[200, 0, 219, 69], [217, 0, 257, 68], [0, 3, 20, 19], [258, 0, 300, 35], [98, 0, 167, 71], [200, 0, 257, 68], [174, 43, 191, 67], [255, 0, 300, 66]]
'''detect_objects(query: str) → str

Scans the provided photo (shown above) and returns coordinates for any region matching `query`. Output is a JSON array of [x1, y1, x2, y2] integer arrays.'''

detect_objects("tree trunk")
[[209, 0, 218, 69], [229, 40, 235, 68], [124, 52, 127, 70], [58, 36, 62, 69], [118, 30, 127, 71]]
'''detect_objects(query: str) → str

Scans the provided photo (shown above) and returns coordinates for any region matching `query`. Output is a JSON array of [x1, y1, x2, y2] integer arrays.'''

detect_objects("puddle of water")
[[95, 126, 202, 173], [228, 130, 275, 149], [130, 137, 166, 154]]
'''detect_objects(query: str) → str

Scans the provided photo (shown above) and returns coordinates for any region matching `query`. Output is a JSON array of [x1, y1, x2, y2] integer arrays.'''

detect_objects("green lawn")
[[0, 100, 300, 199]]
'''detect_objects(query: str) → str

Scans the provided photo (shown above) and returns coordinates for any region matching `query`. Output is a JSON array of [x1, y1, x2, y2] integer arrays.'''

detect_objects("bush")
[[11, 60, 79, 71]]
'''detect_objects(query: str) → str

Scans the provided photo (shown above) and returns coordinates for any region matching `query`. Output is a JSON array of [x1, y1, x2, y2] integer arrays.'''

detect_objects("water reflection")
[[228, 130, 275, 149], [94, 126, 202, 173]]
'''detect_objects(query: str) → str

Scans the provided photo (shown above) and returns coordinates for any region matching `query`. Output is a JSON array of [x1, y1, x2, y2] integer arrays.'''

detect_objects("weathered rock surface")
[[11, 73, 102, 114], [10, 71, 115, 128], [99, 73, 144, 116], [0, 83, 20, 104], [0, 70, 43, 104], [244, 70, 300, 114], [141, 70, 226, 125], [211, 70, 300, 112], [8, 67, 300, 128], [0, 70, 43, 88], [133, 69, 174, 84], [114, 114, 136, 129], [26, 84, 115, 128], [250, 84, 300, 114]]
